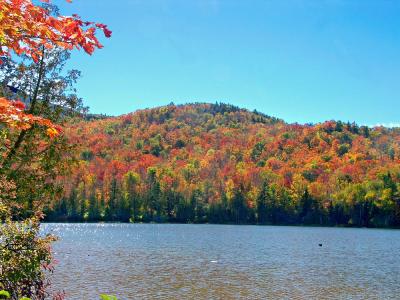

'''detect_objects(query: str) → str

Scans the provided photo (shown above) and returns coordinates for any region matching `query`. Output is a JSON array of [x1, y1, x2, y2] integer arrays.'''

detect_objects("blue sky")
[[60, 0, 400, 126]]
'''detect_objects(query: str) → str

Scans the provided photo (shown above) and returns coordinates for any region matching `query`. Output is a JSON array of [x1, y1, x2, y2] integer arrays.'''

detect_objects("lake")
[[42, 224, 400, 299]]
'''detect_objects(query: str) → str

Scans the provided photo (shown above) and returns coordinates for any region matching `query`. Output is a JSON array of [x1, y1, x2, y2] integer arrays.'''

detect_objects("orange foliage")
[[62, 103, 400, 204], [0, 0, 111, 61], [0, 0, 110, 136], [0, 97, 60, 136]]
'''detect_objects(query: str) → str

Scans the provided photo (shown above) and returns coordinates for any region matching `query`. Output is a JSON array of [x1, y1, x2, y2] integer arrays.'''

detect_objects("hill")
[[46, 103, 400, 227]]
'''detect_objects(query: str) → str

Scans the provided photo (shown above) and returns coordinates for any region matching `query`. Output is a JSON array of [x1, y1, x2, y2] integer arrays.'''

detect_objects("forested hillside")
[[46, 103, 400, 227]]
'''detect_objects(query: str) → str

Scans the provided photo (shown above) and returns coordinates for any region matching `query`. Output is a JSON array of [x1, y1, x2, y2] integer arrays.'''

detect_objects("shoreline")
[[41, 221, 400, 230]]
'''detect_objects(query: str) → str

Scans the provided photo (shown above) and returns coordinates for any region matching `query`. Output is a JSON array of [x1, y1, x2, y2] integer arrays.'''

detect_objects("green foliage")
[[0, 49, 84, 215], [81, 150, 94, 161], [0, 213, 56, 299], [0, 291, 10, 299], [256, 182, 270, 224], [251, 142, 265, 161], [337, 143, 350, 156], [100, 294, 118, 300]]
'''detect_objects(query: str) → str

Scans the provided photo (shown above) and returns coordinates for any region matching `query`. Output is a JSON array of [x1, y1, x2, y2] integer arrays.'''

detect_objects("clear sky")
[[60, 0, 400, 126]]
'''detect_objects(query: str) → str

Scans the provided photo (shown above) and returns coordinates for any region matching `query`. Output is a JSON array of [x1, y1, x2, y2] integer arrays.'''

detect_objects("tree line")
[[46, 169, 400, 228]]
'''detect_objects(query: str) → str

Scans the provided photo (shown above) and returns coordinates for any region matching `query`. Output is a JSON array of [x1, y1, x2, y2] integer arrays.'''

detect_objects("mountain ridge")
[[81, 102, 399, 129]]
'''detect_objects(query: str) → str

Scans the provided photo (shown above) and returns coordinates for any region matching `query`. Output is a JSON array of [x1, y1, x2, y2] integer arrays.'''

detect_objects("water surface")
[[42, 224, 400, 299]]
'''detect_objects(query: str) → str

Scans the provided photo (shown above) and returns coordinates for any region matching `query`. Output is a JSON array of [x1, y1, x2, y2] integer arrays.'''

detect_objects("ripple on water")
[[40, 224, 400, 299]]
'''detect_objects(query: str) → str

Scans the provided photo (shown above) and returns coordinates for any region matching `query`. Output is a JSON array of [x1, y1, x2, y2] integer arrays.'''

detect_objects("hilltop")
[[46, 103, 400, 227]]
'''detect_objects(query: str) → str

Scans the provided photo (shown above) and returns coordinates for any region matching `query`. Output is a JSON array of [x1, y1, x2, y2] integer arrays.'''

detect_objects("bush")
[[0, 215, 58, 300], [0, 177, 59, 300]]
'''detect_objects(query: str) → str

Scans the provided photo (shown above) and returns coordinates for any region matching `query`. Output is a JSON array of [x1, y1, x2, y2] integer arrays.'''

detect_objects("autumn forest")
[[42, 103, 400, 228]]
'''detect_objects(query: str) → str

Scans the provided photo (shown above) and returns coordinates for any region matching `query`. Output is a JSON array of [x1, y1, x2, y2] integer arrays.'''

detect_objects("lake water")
[[42, 224, 400, 299]]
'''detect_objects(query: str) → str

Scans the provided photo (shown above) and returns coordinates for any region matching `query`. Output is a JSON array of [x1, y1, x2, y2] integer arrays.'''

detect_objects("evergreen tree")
[[145, 168, 162, 221], [231, 185, 248, 224], [105, 178, 119, 221], [68, 189, 79, 222], [88, 191, 100, 221], [123, 171, 140, 222], [298, 189, 320, 224], [256, 182, 269, 224]]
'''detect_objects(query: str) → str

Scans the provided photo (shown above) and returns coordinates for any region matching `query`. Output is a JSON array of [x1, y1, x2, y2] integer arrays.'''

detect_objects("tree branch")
[[1, 47, 46, 167]]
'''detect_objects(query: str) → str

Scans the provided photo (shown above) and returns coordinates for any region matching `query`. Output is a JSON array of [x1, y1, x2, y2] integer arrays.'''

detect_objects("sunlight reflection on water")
[[42, 224, 400, 299]]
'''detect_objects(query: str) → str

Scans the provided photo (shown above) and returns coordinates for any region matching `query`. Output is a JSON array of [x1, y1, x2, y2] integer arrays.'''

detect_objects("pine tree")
[[256, 182, 269, 224]]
